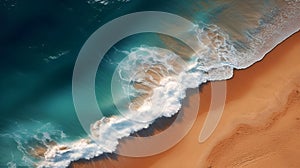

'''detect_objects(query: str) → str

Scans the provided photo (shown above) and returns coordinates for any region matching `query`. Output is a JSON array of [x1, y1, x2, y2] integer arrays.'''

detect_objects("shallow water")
[[0, 0, 299, 167]]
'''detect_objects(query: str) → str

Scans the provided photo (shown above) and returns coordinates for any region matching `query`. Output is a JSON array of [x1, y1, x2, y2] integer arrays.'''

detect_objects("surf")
[[32, 1, 300, 167]]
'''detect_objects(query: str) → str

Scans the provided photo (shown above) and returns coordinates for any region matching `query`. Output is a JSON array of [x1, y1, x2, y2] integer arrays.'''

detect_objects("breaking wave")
[[38, 1, 300, 167]]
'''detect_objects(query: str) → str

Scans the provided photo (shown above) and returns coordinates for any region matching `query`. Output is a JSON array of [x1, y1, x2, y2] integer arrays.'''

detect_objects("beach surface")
[[71, 31, 300, 168]]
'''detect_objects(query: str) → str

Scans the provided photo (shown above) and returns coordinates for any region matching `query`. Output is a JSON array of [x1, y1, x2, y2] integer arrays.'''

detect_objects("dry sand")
[[71, 31, 300, 168]]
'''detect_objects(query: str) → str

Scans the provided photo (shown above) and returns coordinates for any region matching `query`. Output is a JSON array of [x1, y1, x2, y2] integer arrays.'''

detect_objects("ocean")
[[0, 0, 299, 167]]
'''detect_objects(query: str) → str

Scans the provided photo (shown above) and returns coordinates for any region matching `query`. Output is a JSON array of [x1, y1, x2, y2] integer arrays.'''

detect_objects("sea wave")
[[38, 1, 300, 167], [0, 121, 66, 168]]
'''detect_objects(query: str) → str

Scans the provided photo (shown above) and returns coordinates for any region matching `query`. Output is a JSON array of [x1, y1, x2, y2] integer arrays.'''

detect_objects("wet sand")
[[71, 31, 300, 168]]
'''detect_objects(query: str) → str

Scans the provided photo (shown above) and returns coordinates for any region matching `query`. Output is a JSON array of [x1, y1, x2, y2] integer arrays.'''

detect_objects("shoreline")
[[38, 2, 300, 165], [203, 30, 300, 167], [71, 31, 300, 168]]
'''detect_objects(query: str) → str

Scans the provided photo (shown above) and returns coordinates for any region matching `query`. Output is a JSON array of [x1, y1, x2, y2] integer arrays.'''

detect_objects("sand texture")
[[71, 31, 300, 168]]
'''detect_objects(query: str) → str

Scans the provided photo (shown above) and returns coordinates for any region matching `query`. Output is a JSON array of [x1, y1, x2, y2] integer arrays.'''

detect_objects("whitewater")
[[38, 1, 300, 167]]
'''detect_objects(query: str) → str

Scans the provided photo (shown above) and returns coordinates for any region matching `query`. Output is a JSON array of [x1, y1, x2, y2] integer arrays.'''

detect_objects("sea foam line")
[[38, 24, 236, 168], [38, 2, 300, 167]]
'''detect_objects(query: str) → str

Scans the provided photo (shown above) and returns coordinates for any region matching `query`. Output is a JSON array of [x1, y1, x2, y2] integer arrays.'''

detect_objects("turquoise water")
[[0, 1, 139, 166], [0, 0, 299, 167]]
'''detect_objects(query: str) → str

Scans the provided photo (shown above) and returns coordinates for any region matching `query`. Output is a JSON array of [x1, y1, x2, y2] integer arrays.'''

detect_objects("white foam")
[[38, 2, 300, 167], [0, 122, 67, 167], [38, 25, 236, 167], [88, 0, 130, 5]]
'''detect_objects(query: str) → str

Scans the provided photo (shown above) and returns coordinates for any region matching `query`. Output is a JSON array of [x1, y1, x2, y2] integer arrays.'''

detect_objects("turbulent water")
[[1, 0, 299, 167]]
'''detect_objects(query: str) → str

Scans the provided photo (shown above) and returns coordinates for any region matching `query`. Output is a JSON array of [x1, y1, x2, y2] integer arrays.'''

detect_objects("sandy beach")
[[71, 31, 300, 168]]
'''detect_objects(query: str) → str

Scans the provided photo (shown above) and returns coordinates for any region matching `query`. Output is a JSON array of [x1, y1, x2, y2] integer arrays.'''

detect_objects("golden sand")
[[71, 31, 300, 168]]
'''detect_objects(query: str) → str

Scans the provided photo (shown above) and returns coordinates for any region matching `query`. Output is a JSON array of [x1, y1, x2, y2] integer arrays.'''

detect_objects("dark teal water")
[[1, 0, 298, 167], [0, 0, 142, 166], [0, 0, 198, 166]]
